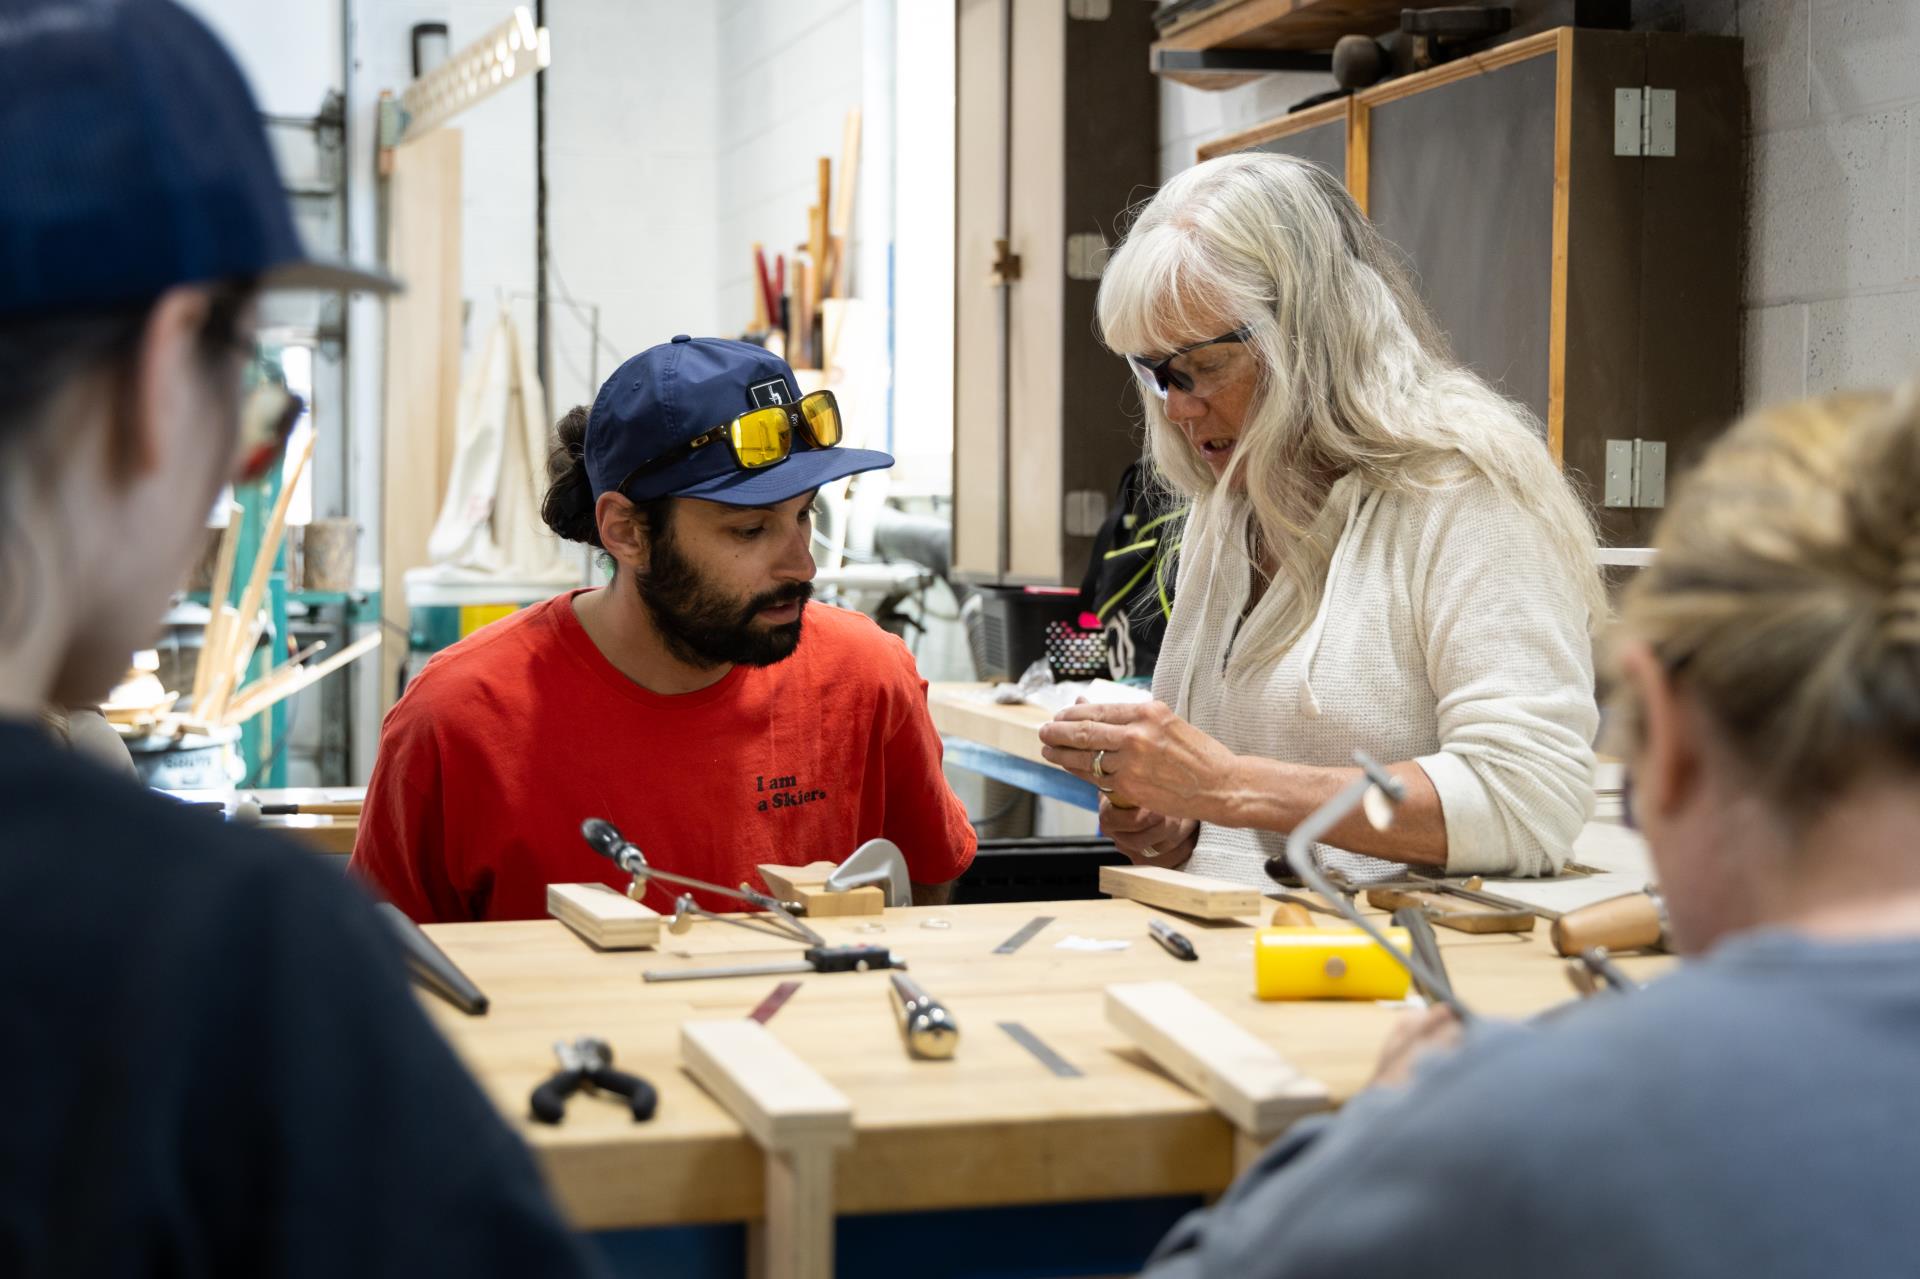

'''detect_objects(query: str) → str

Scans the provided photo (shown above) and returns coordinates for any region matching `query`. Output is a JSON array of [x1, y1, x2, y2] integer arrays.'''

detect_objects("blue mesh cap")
[[0, 0, 394, 316], [585, 335, 893, 506]]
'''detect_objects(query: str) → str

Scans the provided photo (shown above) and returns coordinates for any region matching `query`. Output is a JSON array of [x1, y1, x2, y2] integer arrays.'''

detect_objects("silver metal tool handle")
[[889, 972, 959, 1060]]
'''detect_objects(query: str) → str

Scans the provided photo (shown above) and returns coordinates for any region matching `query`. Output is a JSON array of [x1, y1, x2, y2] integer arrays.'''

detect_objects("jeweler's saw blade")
[[748, 980, 802, 1023]]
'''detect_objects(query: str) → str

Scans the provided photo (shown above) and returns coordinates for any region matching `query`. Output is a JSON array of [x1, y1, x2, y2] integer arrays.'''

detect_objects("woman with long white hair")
[[1039, 151, 1606, 883]]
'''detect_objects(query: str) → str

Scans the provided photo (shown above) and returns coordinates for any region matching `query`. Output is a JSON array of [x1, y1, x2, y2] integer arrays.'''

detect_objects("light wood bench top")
[[421, 895, 1668, 1230]]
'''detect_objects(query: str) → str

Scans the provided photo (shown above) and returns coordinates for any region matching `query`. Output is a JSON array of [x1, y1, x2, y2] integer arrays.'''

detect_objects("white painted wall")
[[714, 0, 868, 338], [1157, 2, 1920, 414], [892, 0, 957, 495], [543, 0, 721, 417]]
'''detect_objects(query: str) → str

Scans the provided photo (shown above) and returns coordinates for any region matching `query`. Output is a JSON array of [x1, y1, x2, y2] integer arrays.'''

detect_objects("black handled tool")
[[644, 943, 904, 983], [377, 903, 488, 1015], [1148, 917, 1198, 962], [529, 1037, 658, 1125]]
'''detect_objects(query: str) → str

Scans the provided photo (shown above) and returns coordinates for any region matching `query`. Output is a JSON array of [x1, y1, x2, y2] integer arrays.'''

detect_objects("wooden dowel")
[[830, 110, 860, 298], [225, 632, 381, 724], [205, 434, 313, 720], [192, 500, 245, 713]]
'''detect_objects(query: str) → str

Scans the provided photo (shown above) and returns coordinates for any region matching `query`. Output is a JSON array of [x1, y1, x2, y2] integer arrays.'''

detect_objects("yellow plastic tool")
[[1253, 926, 1414, 1001]]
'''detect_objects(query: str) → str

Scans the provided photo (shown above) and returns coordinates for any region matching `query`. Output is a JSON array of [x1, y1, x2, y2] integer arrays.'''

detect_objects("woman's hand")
[[1366, 1004, 1464, 1090], [1038, 700, 1245, 824], [1099, 801, 1198, 866]]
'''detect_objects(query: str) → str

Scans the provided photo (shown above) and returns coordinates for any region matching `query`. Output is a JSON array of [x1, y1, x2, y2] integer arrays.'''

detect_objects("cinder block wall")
[[1156, 0, 1920, 415], [1701, 0, 1920, 406]]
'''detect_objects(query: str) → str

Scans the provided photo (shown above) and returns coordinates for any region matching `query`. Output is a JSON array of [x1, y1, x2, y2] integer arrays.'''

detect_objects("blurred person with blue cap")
[[351, 336, 977, 923], [0, 2, 605, 1274]]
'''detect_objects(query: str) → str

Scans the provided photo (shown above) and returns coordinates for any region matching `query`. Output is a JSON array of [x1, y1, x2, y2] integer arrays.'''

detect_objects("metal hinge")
[[1604, 439, 1668, 509], [1614, 87, 1676, 157], [990, 238, 1022, 287]]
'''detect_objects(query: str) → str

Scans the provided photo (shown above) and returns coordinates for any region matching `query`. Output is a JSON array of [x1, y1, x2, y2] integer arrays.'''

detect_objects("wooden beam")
[[379, 126, 464, 714], [682, 1019, 853, 1279], [547, 882, 662, 950], [1099, 864, 1262, 920], [1354, 27, 1561, 107], [682, 1020, 855, 1153], [1347, 95, 1370, 215], [1105, 981, 1329, 1168], [1196, 94, 1350, 162], [1547, 24, 1575, 465]]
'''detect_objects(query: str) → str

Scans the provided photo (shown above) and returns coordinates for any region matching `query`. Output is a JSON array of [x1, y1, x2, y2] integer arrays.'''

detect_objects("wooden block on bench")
[[757, 861, 885, 917], [548, 882, 661, 949], [1106, 981, 1330, 1147], [1098, 864, 1262, 920]]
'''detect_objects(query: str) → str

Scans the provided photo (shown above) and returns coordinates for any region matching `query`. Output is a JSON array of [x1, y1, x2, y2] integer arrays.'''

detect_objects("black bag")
[[1076, 460, 1184, 680]]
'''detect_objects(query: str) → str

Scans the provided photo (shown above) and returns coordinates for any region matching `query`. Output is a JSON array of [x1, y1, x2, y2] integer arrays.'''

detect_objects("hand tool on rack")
[[1551, 889, 1669, 956], [581, 818, 907, 983], [528, 1037, 658, 1125], [890, 972, 959, 1059], [377, 903, 488, 1015]]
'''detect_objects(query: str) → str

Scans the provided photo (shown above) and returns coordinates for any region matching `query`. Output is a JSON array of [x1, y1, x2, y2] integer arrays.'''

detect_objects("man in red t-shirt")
[[351, 336, 976, 922]]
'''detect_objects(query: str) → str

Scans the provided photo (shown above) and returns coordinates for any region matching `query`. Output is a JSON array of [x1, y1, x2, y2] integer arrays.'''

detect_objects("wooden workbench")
[[421, 895, 1668, 1233]]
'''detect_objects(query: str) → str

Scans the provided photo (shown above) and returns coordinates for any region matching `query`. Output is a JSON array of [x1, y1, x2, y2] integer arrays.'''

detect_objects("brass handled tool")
[[1551, 889, 1669, 957], [890, 972, 959, 1060]]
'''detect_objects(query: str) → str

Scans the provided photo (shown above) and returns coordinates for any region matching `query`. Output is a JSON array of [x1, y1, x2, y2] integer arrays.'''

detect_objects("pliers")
[[529, 1036, 658, 1125]]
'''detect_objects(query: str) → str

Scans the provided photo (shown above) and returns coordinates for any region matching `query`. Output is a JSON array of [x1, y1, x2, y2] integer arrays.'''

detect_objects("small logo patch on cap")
[[748, 377, 789, 409]]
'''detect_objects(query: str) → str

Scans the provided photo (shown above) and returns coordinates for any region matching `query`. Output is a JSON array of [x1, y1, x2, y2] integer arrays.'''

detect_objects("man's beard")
[[635, 527, 812, 669]]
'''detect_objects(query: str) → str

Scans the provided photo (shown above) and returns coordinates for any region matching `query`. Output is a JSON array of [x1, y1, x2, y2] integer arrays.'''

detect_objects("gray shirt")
[[1143, 931, 1920, 1278]]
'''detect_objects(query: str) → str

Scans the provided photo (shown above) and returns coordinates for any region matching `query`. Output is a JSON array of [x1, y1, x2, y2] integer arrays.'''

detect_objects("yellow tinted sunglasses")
[[618, 389, 844, 495]]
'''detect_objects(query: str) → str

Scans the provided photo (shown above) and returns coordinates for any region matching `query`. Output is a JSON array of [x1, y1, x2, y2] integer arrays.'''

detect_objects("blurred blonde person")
[[1140, 385, 1920, 1277], [1041, 152, 1605, 883]]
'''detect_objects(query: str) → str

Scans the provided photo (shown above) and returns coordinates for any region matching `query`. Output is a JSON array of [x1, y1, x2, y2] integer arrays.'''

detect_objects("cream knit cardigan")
[[1151, 471, 1598, 885]]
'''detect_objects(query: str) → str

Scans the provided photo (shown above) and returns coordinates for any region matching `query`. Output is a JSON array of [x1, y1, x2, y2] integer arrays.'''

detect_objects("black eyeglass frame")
[[1126, 325, 1256, 397], [615, 388, 842, 497]]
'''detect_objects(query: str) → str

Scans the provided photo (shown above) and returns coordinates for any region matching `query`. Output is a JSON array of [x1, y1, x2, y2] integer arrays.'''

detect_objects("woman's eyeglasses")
[[1126, 326, 1254, 401]]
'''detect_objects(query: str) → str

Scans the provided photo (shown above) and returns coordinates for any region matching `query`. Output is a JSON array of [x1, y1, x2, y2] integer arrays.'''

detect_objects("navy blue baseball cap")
[[0, 0, 396, 317], [586, 335, 893, 506]]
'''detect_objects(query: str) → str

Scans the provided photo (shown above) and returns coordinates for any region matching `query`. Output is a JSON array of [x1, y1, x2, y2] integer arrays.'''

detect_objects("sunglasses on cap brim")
[[617, 388, 845, 495]]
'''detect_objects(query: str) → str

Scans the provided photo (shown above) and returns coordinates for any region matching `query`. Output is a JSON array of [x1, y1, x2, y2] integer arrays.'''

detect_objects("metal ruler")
[[994, 915, 1055, 955], [999, 1021, 1081, 1078]]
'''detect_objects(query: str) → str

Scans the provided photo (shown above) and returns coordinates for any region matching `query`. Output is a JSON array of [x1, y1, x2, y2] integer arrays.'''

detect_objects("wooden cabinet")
[[1200, 28, 1744, 547], [954, 0, 1159, 586]]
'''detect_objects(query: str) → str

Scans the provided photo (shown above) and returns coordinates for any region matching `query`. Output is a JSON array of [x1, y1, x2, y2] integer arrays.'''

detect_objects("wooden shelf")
[[1154, 0, 1463, 89]]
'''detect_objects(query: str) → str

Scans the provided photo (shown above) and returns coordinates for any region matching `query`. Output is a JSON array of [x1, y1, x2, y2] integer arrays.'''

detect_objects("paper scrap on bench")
[[1056, 935, 1132, 952]]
